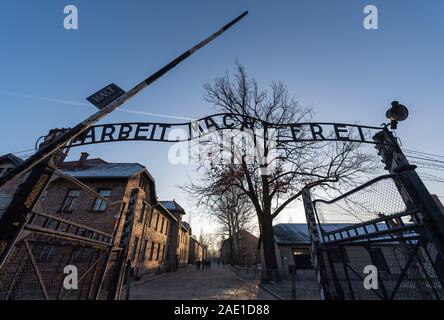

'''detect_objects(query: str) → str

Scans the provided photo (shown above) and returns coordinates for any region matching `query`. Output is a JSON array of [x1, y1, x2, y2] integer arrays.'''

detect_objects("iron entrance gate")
[[303, 174, 444, 300], [0, 170, 123, 300]]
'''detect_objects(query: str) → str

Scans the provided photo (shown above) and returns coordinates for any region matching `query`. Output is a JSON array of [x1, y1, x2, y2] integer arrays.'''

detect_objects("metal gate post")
[[374, 128, 444, 259], [302, 189, 339, 300], [108, 188, 139, 300], [0, 160, 55, 269]]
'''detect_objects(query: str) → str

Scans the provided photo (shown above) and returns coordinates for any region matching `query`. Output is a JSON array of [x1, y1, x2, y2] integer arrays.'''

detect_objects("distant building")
[[160, 200, 186, 271], [258, 224, 314, 279], [178, 221, 191, 266], [188, 236, 207, 264], [220, 230, 259, 266]]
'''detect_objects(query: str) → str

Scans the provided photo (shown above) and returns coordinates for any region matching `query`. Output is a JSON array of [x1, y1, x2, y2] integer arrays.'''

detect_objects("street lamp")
[[386, 101, 409, 129]]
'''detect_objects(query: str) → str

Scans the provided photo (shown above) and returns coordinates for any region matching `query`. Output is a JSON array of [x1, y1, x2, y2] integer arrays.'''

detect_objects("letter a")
[[363, 265, 378, 290], [63, 265, 78, 290], [64, 5, 79, 30], [363, 5, 378, 30]]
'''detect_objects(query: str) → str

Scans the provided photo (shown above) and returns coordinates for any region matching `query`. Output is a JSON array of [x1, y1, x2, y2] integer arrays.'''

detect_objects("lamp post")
[[374, 101, 444, 259]]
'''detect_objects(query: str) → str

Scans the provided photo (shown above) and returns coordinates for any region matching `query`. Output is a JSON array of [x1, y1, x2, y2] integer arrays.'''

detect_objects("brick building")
[[39, 153, 180, 278], [178, 221, 191, 266], [188, 235, 207, 264], [159, 200, 187, 270], [220, 230, 259, 266], [0, 150, 208, 299]]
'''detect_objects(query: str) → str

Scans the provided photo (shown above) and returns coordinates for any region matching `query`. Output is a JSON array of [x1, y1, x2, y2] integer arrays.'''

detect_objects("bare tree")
[[184, 63, 377, 281], [188, 185, 255, 264]]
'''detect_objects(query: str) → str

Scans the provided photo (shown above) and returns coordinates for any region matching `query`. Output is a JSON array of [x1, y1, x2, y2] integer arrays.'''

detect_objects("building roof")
[[273, 223, 393, 246], [220, 229, 258, 248], [154, 202, 178, 222], [59, 156, 158, 203], [159, 200, 185, 214], [182, 221, 191, 232], [273, 223, 311, 245], [0, 153, 23, 166], [60, 162, 145, 178]]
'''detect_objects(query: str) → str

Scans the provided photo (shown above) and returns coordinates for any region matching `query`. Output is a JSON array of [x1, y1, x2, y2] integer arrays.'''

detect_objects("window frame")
[[149, 242, 155, 260], [155, 213, 160, 231], [91, 189, 112, 212], [60, 189, 81, 213], [138, 202, 147, 223], [131, 237, 140, 260]]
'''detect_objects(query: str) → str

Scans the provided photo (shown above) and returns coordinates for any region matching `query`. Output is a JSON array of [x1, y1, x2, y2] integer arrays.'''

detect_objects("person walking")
[[217, 259, 220, 267], [208, 259, 211, 269]]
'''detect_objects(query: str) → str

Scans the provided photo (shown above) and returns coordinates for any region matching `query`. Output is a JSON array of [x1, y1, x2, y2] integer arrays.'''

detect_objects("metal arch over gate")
[[66, 115, 391, 148]]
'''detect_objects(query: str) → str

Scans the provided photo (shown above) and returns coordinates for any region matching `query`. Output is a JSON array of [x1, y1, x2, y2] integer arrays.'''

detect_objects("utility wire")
[[404, 149, 444, 159]]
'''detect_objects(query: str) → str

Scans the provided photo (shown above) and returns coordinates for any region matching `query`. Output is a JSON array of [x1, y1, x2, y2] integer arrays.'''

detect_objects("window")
[[142, 240, 148, 261], [292, 248, 312, 270], [138, 202, 147, 223], [92, 189, 111, 212], [60, 189, 81, 213], [156, 243, 161, 261], [131, 237, 139, 260], [161, 245, 165, 261], [160, 217, 165, 233], [155, 213, 160, 231], [38, 246, 56, 262], [148, 209, 154, 227], [149, 242, 155, 260], [74, 247, 92, 261], [165, 221, 169, 235], [139, 176, 148, 191]]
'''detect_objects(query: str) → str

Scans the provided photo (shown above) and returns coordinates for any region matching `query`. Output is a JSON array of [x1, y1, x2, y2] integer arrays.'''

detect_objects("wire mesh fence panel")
[[0, 171, 122, 300], [315, 176, 410, 227], [311, 175, 444, 300]]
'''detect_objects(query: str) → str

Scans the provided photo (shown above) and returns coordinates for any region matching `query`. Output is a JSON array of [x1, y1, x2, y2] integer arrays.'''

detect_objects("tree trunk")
[[260, 213, 280, 282]]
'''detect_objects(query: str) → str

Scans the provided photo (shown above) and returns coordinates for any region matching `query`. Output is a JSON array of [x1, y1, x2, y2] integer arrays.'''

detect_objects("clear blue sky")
[[1, 1, 444, 233]]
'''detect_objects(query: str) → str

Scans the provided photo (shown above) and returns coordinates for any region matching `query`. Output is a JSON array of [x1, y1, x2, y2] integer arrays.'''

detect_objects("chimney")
[[79, 152, 89, 165]]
